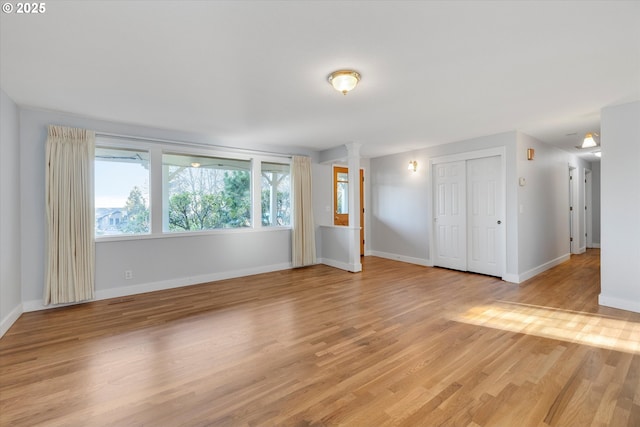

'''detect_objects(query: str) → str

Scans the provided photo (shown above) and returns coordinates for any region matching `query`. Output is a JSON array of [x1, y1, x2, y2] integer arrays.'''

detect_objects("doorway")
[[432, 155, 504, 277]]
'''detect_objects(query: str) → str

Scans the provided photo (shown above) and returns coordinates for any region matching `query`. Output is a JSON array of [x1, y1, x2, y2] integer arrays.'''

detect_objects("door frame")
[[584, 168, 592, 249], [429, 147, 507, 280], [569, 166, 576, 254], [359, 168, 364, 256], [333, 166, 365, 256], [333, 166, 349, 226]]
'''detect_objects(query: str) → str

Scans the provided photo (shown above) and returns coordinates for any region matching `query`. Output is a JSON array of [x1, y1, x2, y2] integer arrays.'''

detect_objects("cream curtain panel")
[[45, 125, 96, 305], [291, 156, 316, 267]]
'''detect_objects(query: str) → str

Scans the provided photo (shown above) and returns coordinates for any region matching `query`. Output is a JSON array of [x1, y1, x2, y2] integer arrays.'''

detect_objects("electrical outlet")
[[124, 270, 133, 280]]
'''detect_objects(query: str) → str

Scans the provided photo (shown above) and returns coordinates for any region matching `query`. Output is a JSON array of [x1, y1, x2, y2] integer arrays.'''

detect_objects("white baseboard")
[[502, 273, 520, 284], [599, 294, 640, 314], [22, 262, 292, 313], [516, 253, 571, 283], [319, 258, 362, 272], [368, 250, 432, 267], [589, 243, 601, 248], [0, 303, 23, 338]]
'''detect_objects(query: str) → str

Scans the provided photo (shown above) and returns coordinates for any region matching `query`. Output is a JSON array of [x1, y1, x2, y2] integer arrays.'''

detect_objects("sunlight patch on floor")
[[454, 301, 640, 354]]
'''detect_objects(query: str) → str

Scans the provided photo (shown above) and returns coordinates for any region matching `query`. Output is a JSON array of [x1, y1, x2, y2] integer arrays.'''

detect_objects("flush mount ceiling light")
[[328, 70, 361, 95]]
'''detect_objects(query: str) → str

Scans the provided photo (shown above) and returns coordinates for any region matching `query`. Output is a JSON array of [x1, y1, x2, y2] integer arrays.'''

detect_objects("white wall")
[[313, 163, 334, 229], [369, 131, 590, 282], [369, 150, 431, 265], [370, 132, 518, 274], [515, 133, 590, 280], [0, 90, 22, 337], [591, 161, 601, 246], [317, 226, 352, 270], [600, 101, 640, 313], [19, 107, 309, 310]]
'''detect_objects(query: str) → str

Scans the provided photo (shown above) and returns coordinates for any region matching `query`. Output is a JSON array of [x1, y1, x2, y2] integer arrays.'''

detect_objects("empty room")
[[1, 1, 639, 426]]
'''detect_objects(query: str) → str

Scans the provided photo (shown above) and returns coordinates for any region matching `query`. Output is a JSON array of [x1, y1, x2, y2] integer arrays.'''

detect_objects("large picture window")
[[163, 154, 251, 231], [95, 141, 292, 237], [261, 162, 291, 227], [95, 147, 150, 236]]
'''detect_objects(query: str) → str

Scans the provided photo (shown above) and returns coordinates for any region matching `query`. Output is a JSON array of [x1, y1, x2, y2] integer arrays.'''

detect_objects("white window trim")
[[94, 137, 291, 241]]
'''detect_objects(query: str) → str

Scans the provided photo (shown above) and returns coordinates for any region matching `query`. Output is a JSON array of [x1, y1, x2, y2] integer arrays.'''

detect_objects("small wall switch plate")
[[519, 177, 526, 186]]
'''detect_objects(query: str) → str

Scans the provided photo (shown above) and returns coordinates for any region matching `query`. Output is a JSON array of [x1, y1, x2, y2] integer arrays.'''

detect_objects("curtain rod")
[[95, 131, 300, 159]]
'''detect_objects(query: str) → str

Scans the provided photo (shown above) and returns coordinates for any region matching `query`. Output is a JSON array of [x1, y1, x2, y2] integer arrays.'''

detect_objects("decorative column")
[[346, 142, 362, 272]]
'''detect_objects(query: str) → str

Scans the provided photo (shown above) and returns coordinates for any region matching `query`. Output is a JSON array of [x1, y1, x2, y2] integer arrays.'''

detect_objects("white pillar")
[[599, 101, 640, 313], [346, 142, 362, 272]]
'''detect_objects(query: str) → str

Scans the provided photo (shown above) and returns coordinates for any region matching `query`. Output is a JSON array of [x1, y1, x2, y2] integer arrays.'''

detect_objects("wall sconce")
[[527, 148, 535, 160], [408, 160, 418, 172]]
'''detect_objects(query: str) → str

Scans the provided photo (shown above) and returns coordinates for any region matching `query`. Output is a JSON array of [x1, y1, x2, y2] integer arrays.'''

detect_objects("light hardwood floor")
[[1, 249, 639, 426]]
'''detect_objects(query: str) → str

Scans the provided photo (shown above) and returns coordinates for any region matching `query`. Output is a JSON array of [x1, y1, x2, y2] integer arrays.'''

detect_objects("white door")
[[467, 156, 503, 276], [433, 161, 466, 271]]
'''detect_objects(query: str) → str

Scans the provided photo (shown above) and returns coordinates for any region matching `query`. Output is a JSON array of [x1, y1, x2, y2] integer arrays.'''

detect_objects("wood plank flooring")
[[1, 249, 639, 426]]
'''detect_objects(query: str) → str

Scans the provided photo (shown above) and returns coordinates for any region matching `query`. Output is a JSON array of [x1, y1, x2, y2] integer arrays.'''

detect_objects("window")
[[95, 147, 150, 236], [261, 162, 290, 226], [95, 142, 293, 237], [163, 154, 251, 231]]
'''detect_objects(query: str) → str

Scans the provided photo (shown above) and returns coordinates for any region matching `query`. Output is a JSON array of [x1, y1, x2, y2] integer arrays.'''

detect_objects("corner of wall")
[[598, 294, 640, 314], [0, 303, 22, 338], [0, 89, 23, 339]]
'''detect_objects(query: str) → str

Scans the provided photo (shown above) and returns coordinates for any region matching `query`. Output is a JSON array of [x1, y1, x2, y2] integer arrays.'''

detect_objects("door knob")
[[497, 220, 502, 224]]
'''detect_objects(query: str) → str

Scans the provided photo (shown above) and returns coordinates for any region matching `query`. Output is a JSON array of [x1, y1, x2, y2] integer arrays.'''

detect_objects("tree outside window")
[[95, 148, 150, 236], [163, 154, 251, 231]]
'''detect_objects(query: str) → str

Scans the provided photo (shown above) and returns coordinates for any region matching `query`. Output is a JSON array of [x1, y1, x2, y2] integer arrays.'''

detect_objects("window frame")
[[261, 161, 291, 228], [162, 151, 253, 233], [94, 136, 292, 242], [94, 143, 152, 239]]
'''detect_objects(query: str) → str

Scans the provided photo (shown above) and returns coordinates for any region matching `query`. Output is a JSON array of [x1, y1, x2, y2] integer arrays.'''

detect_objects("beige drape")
[[45, 125, 95, 304], [291, 156, 316, 267]]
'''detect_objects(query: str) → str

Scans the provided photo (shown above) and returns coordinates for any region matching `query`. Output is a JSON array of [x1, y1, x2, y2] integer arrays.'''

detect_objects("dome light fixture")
[[328, 70, 361, 95]]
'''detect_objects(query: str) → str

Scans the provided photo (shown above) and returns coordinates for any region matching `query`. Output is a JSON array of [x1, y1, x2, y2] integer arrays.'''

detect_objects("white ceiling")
[[1, 1, 639, 159]]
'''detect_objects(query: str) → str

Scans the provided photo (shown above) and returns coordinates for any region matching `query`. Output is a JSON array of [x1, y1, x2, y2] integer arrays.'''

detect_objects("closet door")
[[467, 156, 503, 276], [433, 161, 466, 271]]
